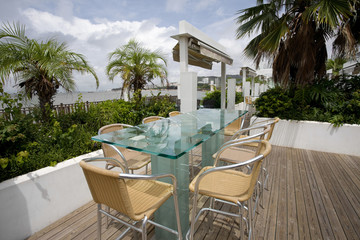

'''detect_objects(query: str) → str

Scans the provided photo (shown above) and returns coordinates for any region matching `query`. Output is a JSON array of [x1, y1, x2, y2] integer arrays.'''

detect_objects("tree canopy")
[[0, 22, 99, 119], [106, 39, 168, 98], [236, 0, 360, 87]]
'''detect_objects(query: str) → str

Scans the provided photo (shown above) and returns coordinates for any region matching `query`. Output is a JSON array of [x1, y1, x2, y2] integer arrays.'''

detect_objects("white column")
[[244, 82, 251, 97], [251, 78, 255, 97], [227, 78, 236, 110], [180, 72, 197, 113], [179, 37, 188, 72], [210, 80, 215, 92], [242, 68, 247, 103], [255, 83, 260, 97], [178, 36, 188, 101], [221, 62, 226, 109]]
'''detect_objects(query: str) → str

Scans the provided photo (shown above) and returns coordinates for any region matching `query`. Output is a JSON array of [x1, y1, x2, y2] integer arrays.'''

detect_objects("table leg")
[[151, 153, 189, 239], [201, 130, 224, 167]]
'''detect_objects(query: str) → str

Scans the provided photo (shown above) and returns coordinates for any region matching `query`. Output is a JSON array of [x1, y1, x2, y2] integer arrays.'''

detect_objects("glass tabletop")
[[92, 109, 247, 159]]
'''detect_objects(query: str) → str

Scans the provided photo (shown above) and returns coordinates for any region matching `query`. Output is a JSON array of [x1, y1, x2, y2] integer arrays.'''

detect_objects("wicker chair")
[[235, 117, 280, 146], [214, 124, 271, 164], [98, 123, 151, 174], [142, 116, 165, 124], [80, 158, 182, 240], [188, 140, 271, 240], [214, 124, 272, 208], [223, 116, 245, 137], [169, 111, 181, 117], [232, 117, 279, 205]]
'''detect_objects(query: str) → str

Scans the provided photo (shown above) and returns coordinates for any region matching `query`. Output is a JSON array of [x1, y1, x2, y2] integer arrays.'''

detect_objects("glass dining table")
[[91, 108, 247, 239]]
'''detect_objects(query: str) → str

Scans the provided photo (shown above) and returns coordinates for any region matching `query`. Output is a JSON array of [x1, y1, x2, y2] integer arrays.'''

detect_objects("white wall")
[[255, 118, 360, 156], [0, 150, 103, 240]]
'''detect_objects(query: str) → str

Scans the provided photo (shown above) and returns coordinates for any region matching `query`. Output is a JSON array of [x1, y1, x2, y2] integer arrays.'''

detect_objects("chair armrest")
[[119, 173, 178, 191], [230, 124, 270, 140], [82, 157, 127, 172], [193, 153, 264, 196], [214, 139, 264, 166]]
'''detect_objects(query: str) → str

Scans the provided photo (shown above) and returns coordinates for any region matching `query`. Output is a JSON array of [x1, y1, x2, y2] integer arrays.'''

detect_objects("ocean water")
[[11, 89, 207, 107]]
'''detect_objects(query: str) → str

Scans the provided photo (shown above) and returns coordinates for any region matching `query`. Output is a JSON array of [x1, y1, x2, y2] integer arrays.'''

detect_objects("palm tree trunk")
[[37, 87, 56, 121]]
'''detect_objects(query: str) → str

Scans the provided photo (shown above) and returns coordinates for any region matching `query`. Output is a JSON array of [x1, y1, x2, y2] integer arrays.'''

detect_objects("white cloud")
[[21, 8, 179, 91]]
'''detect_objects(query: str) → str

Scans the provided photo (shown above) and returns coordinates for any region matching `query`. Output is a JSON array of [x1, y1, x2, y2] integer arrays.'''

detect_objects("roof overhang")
[[171, 25, 233, 70]]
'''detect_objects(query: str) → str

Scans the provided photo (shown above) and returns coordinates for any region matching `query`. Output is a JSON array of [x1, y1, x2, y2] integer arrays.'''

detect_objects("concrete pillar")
[[227, 78, 236, 110], [251, 78, 255, 97], [244, 82, 251, 97], [180, 72, 197, 113], [178, 36, 188, 101], [242, 68, 247, 103], [221, 62, 226, 109], [255, 83, 260, 97], [210, 80, 215, 92]]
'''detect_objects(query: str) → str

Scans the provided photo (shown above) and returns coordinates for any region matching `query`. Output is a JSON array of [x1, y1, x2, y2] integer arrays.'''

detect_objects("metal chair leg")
[[207, 198, 215, 230], [173, 190, 183, 240], [97, 204, 102, 240]]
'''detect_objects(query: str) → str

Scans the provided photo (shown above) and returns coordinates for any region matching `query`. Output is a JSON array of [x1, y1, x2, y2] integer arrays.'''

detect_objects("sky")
[[0, 0, 260, 93]]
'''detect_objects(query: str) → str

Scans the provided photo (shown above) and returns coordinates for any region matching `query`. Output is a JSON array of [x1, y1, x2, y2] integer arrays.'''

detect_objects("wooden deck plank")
[[28, 146, 360, 240], [313, 151, 359, 239], [325, 152, 360, 238], [292, 148, 311, 240], [304, 150, 346, 240], [254, 143, 280, 240], [275, 145, 288, 239], [297, 148, 323, 239], [329, 154, 360, 215], [286, 148, 299, 240], [304, 150, 335, 239], [263, 146, 282, 240]]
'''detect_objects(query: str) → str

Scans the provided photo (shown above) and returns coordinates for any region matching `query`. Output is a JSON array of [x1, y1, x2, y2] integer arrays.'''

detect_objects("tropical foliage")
[[236, 0, 360, 87], [0, 22, 99, 120], [255, 75, 360, 126], [0, 92, 176, 182], [106, 39, 168, 98], [326, 57, 348, 76], [202, 88, 243, 108]]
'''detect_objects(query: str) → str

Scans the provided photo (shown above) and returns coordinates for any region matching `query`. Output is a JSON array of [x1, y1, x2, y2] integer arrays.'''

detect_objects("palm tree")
[[106, 39, 168, 99], [0, 22, 99, 119], [235, 0, 359, 87], [326, 57, 348, 76]]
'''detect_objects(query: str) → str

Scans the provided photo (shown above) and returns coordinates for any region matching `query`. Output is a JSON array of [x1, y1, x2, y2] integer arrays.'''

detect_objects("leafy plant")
[[254, 75, 360, 126], [202, 89, 243, 108], [0, 92, 177, 182]]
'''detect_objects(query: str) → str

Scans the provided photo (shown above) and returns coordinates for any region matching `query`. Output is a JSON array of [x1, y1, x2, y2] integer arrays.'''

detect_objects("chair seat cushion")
[[127, 179, 173, 221], [213, 147, 256, 164], [189, 166, 252, 203], [106, 149, 151, 170]]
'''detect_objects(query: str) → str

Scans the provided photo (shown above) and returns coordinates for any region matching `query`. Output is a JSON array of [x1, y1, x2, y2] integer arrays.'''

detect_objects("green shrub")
[[202, 89, 243, 108], [254, 75, 360, 126], [255, 86, 295, 119], [0, 91, 176, 182]]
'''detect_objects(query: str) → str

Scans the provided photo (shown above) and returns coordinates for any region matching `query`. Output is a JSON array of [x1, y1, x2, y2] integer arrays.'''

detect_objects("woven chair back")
[[169, 111, 181, 117], [248, 140, 271, 197], [98, 124, 126, 158], [266, 117, 280, 141], [80, 161, 135, 218], [142, 116, 163, 124]]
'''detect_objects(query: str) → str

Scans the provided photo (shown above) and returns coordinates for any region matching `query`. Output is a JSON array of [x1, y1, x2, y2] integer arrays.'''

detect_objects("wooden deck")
[[28, 146, 360, 240]]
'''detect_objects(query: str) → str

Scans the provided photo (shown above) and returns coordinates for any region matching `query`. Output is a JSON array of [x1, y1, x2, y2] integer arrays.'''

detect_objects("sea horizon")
[[6, 89, 207, 108]]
